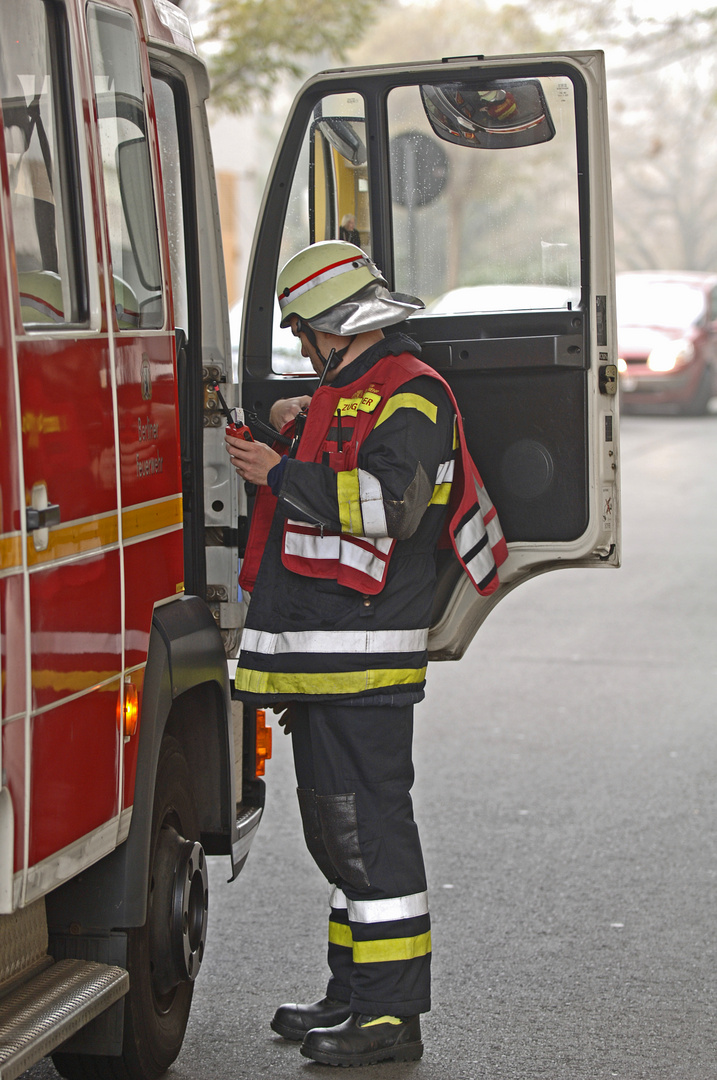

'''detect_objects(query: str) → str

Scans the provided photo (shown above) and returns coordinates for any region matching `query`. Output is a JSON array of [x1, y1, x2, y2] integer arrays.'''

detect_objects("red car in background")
[[617, 271, 717, 414]]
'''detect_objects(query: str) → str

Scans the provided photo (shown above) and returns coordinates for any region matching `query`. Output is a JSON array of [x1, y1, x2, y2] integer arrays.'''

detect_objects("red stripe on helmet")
[[285, 255, 361, 296]]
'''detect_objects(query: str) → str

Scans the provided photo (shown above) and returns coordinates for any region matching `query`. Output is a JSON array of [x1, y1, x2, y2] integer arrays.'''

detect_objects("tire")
[[53, 737, 209, 1080]]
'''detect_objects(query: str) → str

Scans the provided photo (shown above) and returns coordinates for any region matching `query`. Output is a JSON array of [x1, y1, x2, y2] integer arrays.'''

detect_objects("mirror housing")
[[421, 79, 555, 149]]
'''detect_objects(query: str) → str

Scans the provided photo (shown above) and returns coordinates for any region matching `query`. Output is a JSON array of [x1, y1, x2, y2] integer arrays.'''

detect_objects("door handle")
[[26, 503, 61, 531]]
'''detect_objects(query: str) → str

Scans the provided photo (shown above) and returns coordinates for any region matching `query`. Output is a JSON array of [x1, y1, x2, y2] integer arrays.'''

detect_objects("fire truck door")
[[1, 0, 123, 897], [241, 53, 620, 658], [0, 132, 23, 908]]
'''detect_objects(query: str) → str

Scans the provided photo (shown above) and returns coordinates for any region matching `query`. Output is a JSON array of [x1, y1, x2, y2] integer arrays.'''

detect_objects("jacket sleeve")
[[275, 376, 455, 540]]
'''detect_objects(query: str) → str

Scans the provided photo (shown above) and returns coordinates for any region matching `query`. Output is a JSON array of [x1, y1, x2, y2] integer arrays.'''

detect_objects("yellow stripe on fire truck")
[[23, 495, 183, 566], [0, 532, 22, 572]]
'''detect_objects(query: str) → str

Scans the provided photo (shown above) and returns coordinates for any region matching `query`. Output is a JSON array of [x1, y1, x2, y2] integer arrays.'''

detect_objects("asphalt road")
[[25, 411, 717, 1080]]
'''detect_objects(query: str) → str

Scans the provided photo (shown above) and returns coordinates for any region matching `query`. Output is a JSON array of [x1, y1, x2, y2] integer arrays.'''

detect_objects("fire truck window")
[[151, 78, 188, 336], [0, 0, 88, 327], [87, 4, 164, 330], [387, 79, 581, 317], [276, 91, 370, 374]]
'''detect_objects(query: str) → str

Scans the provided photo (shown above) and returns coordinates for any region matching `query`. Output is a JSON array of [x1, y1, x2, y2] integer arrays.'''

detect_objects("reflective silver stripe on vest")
[[330, 886, 348, 911], [241, 627, 429, 655], [357, 469, 388, 537], [284, 529, 341, 560], [347, 891, 430, 924], [435, 459, 455, 485], [455, 510, 487, 560], [339, 537, 391, 581], [284, 526, 392, 583]]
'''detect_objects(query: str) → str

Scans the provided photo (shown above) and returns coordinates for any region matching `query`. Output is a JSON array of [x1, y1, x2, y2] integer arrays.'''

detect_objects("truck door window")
[[275, 91, 370, 374], [151, 76, 188, 334], [87, 4, 163, 330], [0, 0, 88, 327], [387, 77, 581, 318]]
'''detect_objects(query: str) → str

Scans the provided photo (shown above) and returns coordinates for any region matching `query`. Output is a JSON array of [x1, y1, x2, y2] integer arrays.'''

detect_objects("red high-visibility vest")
[[240, 352, 507, 595]]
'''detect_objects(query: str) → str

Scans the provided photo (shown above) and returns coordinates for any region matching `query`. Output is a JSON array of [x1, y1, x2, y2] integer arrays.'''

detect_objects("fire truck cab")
[[0, 1, 262, 1077]]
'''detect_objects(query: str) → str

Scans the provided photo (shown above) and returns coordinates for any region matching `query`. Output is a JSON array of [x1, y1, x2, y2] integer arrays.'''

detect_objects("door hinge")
[[599, 364, 618, 395]]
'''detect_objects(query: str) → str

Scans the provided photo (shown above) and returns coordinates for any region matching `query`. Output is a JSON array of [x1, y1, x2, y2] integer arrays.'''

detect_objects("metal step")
[[0, 958, 128, 1080]]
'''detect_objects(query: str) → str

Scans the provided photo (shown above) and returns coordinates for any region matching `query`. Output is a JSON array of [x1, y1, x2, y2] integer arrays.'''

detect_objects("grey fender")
[[46, 595, 235, 935]]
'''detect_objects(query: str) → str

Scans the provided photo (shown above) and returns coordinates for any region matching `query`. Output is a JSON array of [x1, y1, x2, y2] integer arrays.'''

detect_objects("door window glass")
[[151, 76, 188, 333], [87, 4, 163, 329], [387, 77, 581, 315], [1, 0, 88, 327], [276, 91, 370, 374]]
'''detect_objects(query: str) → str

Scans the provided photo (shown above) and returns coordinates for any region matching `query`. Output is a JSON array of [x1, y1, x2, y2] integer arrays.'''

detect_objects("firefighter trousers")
[[290, 700, 431, 1016]]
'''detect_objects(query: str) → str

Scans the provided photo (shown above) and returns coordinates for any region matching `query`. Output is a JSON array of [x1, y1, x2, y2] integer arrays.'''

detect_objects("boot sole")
[[270, 1018, 305, 1041], [300, 1040, 424, 1066]]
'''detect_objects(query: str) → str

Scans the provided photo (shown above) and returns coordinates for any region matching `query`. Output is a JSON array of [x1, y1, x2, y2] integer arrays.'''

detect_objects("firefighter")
[[226, 240, 507, 1067]]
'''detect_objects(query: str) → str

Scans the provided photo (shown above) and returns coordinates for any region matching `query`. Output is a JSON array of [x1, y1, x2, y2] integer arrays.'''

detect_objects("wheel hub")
[[150, 824, 209, 999], [173, 839, 209, 982]]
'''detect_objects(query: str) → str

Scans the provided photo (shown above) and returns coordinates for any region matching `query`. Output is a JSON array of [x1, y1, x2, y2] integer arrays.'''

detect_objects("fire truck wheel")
[[53, 735, 207, 1080]]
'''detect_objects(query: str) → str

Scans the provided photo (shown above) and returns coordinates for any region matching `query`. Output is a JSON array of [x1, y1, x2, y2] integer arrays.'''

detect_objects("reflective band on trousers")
[[328, 922, 432, 962], [330, 886, 429, 924], [241, 627, 429, 656]]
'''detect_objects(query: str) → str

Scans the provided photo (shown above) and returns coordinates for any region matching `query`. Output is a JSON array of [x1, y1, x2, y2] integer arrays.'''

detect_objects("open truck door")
[[240, 52, 620, 659]]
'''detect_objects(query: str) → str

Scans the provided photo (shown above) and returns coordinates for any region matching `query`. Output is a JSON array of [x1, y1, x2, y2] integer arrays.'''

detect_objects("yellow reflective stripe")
[[23, 496, 183, 567], [429, 483, 452, 506], [122, 496, 183, 539], [360, 1016, 403, 1027], [32, 670, 119, 693], [328, 921, 353, 949], [0, 533, 22, 572], [27, 514, 119, 567], [336, 470, 363, 535], [328, 923, 432, 964], [375, 394, 437, 427], [453, 418, 459, 450], [234, 666, 427, 697], [353, 931, 432, 964]]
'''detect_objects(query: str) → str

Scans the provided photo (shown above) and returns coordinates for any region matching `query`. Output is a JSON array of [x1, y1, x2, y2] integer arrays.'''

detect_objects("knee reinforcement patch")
[[316, 793, 370, 891], [296, 788, 339, 883]]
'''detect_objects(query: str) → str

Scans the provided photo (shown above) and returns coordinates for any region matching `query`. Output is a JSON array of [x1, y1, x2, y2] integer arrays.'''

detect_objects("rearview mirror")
[[313, 116, 367, 167], [421, 78, 555, 149], [116, 136, 162, 290]]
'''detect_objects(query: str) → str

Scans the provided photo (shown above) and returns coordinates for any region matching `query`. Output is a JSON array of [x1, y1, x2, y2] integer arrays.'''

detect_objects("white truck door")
[[241, 52, 619, 659]]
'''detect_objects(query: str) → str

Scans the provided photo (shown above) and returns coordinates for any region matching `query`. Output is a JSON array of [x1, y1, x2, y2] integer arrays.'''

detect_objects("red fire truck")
[[0, 1, 267, 1077], [0, 0, 620, 1076]]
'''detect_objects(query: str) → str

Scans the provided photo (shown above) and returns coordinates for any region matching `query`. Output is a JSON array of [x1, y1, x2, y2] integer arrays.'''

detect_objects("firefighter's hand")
[[225, 434, 281, 485], [274, 705, 296, 734], [269, 395, 311, 431]]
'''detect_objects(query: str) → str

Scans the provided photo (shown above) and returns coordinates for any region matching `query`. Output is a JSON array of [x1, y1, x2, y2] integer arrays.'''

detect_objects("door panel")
[[241, 54, 619, 657]]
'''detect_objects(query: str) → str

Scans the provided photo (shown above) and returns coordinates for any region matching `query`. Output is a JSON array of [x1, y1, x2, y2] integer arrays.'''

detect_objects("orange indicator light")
[[255, 709, 272, 776], [122, 682, 139, 738]]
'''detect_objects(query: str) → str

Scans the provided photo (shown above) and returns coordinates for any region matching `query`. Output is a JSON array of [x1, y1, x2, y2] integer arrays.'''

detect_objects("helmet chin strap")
[[297, 319, 356, 388]]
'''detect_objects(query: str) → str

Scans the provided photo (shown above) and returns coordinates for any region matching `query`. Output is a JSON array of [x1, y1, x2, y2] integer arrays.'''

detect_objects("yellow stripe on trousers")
[[329, 921, 432, 963]]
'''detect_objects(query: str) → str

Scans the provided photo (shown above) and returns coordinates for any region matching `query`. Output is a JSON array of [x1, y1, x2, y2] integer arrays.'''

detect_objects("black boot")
[[270, 996, 352, 1042], [300, 1013, 423, 1066]]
